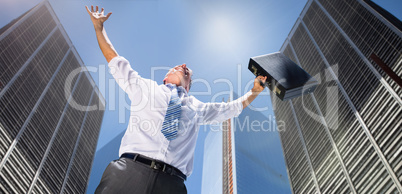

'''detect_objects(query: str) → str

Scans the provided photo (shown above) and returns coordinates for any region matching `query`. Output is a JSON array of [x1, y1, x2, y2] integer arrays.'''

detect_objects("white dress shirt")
[[108, 56, 252, 176]]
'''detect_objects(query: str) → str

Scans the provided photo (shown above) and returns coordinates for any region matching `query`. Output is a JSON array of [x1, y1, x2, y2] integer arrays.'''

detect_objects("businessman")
[[86, 5, 267, 194]]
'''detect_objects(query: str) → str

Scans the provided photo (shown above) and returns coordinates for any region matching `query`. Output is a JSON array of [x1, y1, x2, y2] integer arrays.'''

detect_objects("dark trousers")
[[95, 157, 187, 194]]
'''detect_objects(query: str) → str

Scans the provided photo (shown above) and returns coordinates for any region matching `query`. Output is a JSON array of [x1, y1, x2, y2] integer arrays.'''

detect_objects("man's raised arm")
[[86, 5, 118, 63]]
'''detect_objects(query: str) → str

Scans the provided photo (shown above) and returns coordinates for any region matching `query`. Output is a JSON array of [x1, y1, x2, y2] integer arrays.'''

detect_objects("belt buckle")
[[151, 161, 162, 170]]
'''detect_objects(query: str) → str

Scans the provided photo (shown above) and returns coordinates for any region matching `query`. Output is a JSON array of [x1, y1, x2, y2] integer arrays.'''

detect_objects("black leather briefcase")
[[248, 52, 318, 101]]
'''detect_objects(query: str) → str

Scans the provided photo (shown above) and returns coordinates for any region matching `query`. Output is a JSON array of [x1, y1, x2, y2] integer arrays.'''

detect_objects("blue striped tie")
[[161, 87, 182, 140]]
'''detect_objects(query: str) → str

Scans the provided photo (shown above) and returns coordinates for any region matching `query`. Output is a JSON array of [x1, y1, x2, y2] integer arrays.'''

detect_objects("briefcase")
[[248, 52, 318, 101]]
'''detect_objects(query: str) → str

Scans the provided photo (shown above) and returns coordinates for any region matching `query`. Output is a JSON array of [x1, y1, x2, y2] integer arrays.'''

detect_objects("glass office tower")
[[201, 128, 223, 194], [202, 103, 291, 194], [0, 1, 105, 193], [273, 0, 401, 193]]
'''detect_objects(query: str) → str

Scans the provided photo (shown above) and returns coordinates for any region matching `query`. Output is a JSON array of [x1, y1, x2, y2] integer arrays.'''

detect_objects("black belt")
[[121, 153, 187, 181]]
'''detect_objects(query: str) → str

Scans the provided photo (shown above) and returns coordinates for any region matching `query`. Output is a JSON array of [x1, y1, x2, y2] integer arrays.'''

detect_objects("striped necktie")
[[161, 86, 182, 140]]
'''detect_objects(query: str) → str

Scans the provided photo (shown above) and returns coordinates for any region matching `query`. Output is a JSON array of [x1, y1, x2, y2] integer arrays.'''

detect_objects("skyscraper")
[[202, 100, 291, 194], [272, 0, 401, 193], [0, 1, 105, 193]]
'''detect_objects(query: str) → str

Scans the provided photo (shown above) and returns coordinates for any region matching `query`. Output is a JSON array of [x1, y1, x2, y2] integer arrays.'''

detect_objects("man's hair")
[[189, 78, 193, 90]]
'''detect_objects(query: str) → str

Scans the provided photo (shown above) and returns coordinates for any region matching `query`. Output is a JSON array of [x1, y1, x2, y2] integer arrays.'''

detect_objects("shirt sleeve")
[[191, 91, 253, 125], [108, 56, 157, 101]]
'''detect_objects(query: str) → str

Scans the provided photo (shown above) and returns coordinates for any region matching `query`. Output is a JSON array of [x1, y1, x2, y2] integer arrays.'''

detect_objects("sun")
[[203, 16, 240, 53]]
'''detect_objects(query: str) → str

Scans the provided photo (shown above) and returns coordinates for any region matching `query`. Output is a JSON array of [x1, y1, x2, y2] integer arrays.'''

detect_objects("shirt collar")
[[165, 83, 188, 97]]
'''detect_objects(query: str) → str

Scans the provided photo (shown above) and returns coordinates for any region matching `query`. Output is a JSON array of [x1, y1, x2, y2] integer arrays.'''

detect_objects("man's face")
[[163, 64, 192, 92]]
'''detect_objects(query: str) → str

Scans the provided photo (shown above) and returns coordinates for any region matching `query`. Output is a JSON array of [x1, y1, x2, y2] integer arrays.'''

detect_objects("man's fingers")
[[106, 12, 112, 19], [85, 6, 91, 15], [256, 76, 267, 87], [91, 5, 94, 12], [101, 8, 104, 14], [96, 6, 99, 13]]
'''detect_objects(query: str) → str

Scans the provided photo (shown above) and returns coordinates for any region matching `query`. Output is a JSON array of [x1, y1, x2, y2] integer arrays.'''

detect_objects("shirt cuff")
[[240, 90, 253, 110], [232, 90, 253, 117], [108, 55, 126, 68]]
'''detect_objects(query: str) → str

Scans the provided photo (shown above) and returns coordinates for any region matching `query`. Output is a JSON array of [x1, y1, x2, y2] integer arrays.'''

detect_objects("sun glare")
[[204, 16, 240, 53]]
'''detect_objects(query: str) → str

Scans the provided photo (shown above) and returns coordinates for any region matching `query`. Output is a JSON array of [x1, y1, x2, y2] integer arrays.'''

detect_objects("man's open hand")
[[86, 5, 112, 29]]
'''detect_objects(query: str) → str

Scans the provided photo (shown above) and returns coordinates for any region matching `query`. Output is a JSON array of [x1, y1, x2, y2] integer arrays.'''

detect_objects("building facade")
[[201, 126, 223, 194], [272, 0, 401, 193], [0, 1, 105, 193], [202, 101, 291, 194]]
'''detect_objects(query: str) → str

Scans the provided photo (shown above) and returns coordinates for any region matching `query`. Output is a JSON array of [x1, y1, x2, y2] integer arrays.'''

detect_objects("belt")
[[121, 153, 187, 181]]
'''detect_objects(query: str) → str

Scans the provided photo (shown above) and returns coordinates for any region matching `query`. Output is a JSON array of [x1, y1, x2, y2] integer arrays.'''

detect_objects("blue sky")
[[1, 0, 401, 193]]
